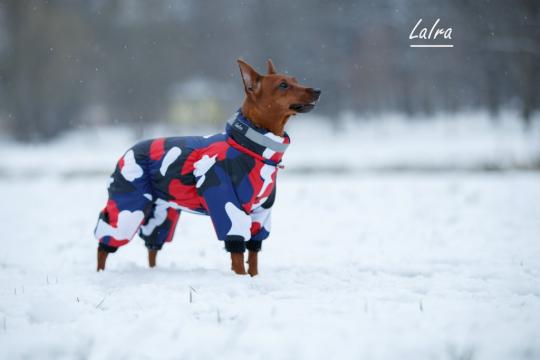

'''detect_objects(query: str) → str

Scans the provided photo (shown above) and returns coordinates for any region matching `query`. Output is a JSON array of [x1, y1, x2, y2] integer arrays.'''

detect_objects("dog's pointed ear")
[[267, 59, 277, 75], [237, 59, 261, 95]]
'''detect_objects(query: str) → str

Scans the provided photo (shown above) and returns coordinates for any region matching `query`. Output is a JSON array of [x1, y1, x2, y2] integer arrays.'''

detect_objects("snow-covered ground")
[[0, 172, 539, 359], [0, 113, 539, 359]]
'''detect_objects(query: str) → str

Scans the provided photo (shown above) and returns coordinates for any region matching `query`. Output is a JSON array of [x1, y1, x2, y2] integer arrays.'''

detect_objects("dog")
[[94, 59, 320, 276]]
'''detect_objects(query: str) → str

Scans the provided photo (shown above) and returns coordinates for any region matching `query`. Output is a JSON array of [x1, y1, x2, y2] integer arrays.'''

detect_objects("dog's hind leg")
[[96, 244, 119, 271], [139, 202, 182, 268], [97, 248, 108, 271], [94, 146, 155, 271], [148, 249, 158, 267]]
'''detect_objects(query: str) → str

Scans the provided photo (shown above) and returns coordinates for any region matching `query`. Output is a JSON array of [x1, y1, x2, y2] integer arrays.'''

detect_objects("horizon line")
[[410, 44, 454, 48]]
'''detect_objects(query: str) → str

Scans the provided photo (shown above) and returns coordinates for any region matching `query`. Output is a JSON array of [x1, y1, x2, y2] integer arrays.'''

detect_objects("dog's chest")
[[223, 154, 278, 213]]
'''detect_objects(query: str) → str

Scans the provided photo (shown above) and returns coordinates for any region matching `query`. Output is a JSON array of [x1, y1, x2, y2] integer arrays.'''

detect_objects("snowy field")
[[0, 113, 539, 359], [1, 111, 539, 178]]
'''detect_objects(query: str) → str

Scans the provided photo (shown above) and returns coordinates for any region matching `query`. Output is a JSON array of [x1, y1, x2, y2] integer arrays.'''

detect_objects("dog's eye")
[[279, 82, 288, 89]]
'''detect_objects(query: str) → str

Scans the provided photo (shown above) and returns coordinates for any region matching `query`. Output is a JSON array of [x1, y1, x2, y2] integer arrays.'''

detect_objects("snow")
[[1, 172, 539, 359], [285, 111, 540, 172], [0, 113, 539, 359], [0, 111, 539, 178]]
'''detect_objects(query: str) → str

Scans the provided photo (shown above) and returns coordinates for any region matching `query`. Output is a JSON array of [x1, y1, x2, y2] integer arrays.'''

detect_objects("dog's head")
[[238, 58, 321, 135]]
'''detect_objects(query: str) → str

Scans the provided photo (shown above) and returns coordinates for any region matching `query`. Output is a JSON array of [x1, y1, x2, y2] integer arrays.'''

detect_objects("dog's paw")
[[247, 268, 258, 277], [233, 269, 247, 275]]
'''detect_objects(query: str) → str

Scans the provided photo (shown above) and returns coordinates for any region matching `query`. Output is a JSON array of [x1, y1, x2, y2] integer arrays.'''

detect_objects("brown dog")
[[95, 59, 320, 275]]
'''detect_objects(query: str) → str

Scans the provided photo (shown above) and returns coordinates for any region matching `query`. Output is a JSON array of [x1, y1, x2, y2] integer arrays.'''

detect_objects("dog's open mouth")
[[289, 102, 316, 113]]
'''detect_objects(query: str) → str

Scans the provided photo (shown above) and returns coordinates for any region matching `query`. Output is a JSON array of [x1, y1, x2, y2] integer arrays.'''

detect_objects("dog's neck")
[[241, 101, 291, 137], [226, 110, 290, 166]]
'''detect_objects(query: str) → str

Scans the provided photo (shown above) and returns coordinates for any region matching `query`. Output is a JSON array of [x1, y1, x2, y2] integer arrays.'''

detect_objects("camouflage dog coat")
[[94, 111, 289, 253]]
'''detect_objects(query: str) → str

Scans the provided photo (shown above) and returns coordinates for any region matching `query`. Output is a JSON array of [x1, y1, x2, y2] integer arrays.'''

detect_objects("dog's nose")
[[312, 88, 321, 101]]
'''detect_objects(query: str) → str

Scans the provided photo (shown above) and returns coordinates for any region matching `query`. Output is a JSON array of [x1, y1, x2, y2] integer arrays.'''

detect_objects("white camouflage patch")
[[225, 202, 251, 240], [250, 206, 271, 232], [140, 201, 169, 236], [194, 154, 217, 188], [160, 146, 182, 176], [120, 150, 143, 182], [257, 164, 275, 197], [94, 210, 145, 241]]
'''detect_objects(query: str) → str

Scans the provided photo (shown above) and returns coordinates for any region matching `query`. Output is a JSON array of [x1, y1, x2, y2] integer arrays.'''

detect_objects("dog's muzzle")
[[290, 88, 321, 113]]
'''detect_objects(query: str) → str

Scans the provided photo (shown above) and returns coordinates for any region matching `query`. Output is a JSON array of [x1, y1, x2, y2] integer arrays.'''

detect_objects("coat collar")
[[225, 110, 290, 166]]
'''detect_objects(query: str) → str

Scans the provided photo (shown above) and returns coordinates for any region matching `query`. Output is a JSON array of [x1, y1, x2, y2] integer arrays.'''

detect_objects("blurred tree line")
[[0, 0, 539, 141]]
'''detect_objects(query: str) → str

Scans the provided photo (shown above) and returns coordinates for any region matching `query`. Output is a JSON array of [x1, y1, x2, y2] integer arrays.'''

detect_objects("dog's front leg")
[[247, 251, 258, 277], [230, 253, 247, 275]]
